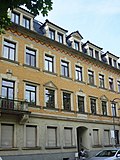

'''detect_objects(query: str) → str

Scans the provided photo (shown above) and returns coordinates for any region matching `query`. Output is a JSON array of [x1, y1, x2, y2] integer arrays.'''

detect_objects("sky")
[[36, 0, 120, 57]]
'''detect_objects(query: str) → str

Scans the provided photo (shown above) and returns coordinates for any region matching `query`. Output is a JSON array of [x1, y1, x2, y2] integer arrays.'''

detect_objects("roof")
[[83, 40, 103, 50], [66, 30, 83, 40]]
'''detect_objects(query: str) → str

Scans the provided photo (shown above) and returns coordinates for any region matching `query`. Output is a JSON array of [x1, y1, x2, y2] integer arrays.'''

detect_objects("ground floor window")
[[1, 124, 14, 148], [93, 129, 99, 146], [64, 127, 73, 147], [104, 130, 110, 145], [47, 126, 57, 147]]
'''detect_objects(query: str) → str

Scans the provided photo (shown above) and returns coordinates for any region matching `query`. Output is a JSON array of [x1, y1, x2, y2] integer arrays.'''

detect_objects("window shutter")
[[1, 124, 13, 148], [64, 128, 72, 146], [47, 127, 56, 146], [104, 130, 110, 145], [26, 126, 36, 147]]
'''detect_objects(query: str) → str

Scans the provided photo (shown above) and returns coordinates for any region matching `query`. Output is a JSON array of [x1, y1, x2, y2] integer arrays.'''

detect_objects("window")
[[1, 80, 14, 109], [61, 60, 69, 77], [104, 130, 110, 145], [58, 32, 63, 43], [3, 40, 16, 61], [78, 96, 84, 113], [47, 127, 57, 147], [26, 125, 37, 147], [109, 57, 112, 66], [99, 74, 105, 88], [90, 98, 96, 114], [49, 28, 55, 40], [45, 54, 54, 72], [63, 92, 71, 111], [45, 89, 55, 108], [111, 103, 117, 117], [25, 84, 36, 104], [102, 101, 107, 116], [109, 78, 114, 90], [23, 16, 30, 29], [75, 65, 82, 81], [113, 60, 117, 68], [93, 129, 99, 146], [1, 124, 14, 148], [26, 48, 36, 67], [64, 128, 72, 147], [89, 48, 93, 57], [11, 11, 20, 24], [88, 70, 94, 85], [74, 40, 79, 51], [115, 130, 119, 145], [117, 81, 120, 93], [95, 50, 99, 60]]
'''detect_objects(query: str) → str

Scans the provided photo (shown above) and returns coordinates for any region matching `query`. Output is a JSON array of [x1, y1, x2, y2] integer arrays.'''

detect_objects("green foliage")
[[0, 0, 53, 34]]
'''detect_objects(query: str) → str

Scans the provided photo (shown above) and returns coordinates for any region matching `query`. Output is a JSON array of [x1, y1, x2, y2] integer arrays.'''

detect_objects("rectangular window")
[[11, 11, 20, 24], [89, 48, 93, 57], [61, 60, 69, 77], [113, 60, 117, 68], [78, 96, 84, 113], [109, 57, 112, 66], [26, 48, 36, 67], [23, 16, 30, 29], [63, 92, 71, 111], [102, 101, 107, 116], [1, 124, 14, 148], [99, 74, 104, 88], [3, 40, 16, 61], [47, 127, 57, 147], [74, 40, 79, 51], [75, 65, 82, 81], [104, 130, 110, 145], [45, 54, 54, 72], [25, 84, 36, 104], [90, 98, 96, 114], [45, 89, 55, 108], [109, 78, 114, 90], [111, 103, 117, 117], [95, 50, 99, 60], [93, 129, 99, 146], [2, 80, 14, 109], [88, 70, 94, 85], [26, 125, 37, 147], [49, 28, 55, 40], [64, 127, 72, 146], [58, 32, 63, 43], [118, 81, 120, 93]]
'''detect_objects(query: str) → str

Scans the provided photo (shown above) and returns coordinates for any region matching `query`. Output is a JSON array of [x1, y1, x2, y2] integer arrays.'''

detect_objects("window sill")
[[0, 147, 18, 151], [0, 57, 19, 65], [92, 145, 102, 148], [43, 106, 59, 111], [23, 64, 40, 71], [22, 147, 41, 150], [109, 89, 116, 93], [75, 80, 86, 84], [87, 83, 97, 87], [43, 70, 58, 76], [60, 75, 73, 81], [62, 109, 75, 113], [63, 146, 76, 149], [99, 86, 107, 90], [45, 146, 61, 149]]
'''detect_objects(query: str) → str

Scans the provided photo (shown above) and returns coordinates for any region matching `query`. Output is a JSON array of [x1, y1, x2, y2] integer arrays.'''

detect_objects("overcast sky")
[[36, 0, 120, 57]]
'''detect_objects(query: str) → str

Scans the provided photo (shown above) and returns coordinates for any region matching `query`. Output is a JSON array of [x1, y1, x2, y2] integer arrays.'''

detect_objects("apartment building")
[[0, 7, 120, 160]]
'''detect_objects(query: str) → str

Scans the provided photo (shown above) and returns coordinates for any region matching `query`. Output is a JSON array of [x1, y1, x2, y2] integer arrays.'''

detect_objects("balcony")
[[0, 97, 31, 124]]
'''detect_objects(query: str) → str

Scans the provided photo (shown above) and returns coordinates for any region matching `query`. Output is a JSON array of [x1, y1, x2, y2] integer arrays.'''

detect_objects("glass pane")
[[31, 56, 35, 67], [26, 85, 35, 91], [3, 46, 9, 58], [8, 88, 14, 99], [26, 54, 30, 65], [25, 91, 30, 102], [2, 87, 7, 98], [2, 80, 14, 87], [10, 49, 15, 60], [31, 92, 35, 102]]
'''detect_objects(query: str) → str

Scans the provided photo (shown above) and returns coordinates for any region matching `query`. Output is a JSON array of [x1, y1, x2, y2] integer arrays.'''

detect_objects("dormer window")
[[74, 40, 79, 51], [58, 32, 63, 43], [49, 28, 55, 40], [95, 50, 99, 60], [89, 48, 93, 57], [23, 16, 30, 29], [11, 11, 20, 24], [109, 57, 112, 66]]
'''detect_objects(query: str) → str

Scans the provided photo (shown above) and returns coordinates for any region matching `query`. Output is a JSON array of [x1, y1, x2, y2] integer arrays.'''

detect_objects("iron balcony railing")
[[0, 97, 28, 112]]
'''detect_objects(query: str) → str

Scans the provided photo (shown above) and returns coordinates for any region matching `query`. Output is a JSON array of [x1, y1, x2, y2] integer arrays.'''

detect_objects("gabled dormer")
[[82, 41, 103, 60], [66, 31, 83, 52], [105, 51, 119, 68], [9, 7, 35, 30], [40, 19, 68, 45]]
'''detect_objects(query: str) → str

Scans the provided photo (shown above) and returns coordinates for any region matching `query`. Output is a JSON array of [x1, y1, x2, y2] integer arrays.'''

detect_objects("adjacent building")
[[0, 7, 120, 160]]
